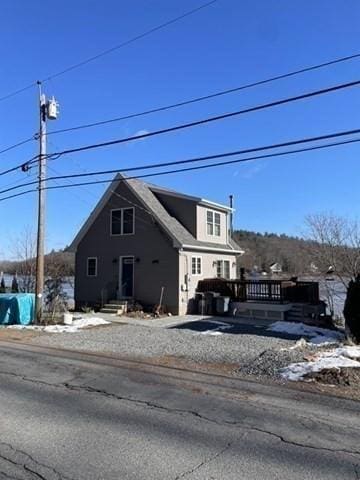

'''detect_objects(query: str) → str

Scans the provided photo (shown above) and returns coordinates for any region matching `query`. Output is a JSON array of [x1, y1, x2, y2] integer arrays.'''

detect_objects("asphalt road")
[[0, 341, 359, 480]]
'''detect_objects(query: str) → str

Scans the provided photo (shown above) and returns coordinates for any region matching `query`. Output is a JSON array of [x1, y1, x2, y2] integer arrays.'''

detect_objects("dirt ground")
[[0, 328, 43, 342]]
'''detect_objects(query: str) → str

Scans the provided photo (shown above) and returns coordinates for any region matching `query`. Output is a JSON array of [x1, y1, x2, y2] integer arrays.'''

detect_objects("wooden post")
[[35, 82, 47, 323]]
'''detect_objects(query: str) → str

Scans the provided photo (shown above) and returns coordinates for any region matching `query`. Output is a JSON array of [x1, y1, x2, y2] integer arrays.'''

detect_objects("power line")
[[47, 53, 360, 137], [0, 0, 218, 103], [0, 171, 37, 190], [0, 154, 38, 178], [5, 51, 360, 159], [0, 135, 35, 156], [2, 126, 360, 194], [40, 78, 360, 159], [1, 135, 359, 203], [4, 78, 360, 179], [3, 125, 360, 195]]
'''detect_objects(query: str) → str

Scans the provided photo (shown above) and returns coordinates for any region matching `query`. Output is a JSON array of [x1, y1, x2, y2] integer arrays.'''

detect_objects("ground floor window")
[[216, 260, 230, 279], [191, 256, 202, 275], [87, 257, 97, 277]]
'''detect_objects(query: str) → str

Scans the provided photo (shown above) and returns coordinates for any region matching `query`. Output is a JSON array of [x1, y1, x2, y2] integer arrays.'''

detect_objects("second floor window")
[[207, 210, 221, 236], [111, 207, 135, 235]]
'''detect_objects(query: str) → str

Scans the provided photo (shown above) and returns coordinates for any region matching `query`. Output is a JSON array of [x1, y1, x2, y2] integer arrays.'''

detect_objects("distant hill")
[[233, 229, 314, 275], [0, 231, 317, 278], [0, 249, 75, 277]]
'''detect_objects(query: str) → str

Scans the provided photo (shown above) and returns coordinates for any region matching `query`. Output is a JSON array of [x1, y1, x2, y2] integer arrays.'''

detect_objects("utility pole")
[[35, 81, 58, 323]]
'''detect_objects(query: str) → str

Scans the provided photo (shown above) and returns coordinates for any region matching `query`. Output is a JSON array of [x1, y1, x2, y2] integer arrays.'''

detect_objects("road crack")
[[0, 441, 75, 480], [174, 442, 232, 479], [1, 369, 360, 460]]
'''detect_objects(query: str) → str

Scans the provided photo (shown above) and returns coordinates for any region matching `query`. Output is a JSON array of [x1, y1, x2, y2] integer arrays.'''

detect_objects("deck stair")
[[286, 303, 305, 322]]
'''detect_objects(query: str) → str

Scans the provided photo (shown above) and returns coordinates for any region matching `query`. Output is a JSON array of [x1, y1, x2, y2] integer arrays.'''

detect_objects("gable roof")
[[70, 173, 243, 254]]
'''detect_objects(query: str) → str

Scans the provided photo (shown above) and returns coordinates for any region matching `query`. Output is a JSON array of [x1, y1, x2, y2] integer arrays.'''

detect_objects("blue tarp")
[[0, 294, 35, 325]]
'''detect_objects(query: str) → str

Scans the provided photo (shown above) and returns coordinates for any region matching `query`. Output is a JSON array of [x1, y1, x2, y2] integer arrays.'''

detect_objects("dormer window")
[[206, 210, 221, 237]]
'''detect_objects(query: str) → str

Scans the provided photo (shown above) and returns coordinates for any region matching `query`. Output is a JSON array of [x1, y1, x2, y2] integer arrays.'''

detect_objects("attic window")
[[206, 210, 221, 237], [111, 208, 135, 235]]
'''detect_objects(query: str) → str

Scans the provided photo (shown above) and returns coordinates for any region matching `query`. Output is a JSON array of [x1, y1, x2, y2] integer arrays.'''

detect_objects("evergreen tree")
[[11, 275, 19, 293], [343, 276, 360, 344]]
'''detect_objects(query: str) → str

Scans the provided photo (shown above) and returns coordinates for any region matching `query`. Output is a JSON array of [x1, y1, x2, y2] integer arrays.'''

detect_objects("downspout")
[[179, 249, 189, 314]]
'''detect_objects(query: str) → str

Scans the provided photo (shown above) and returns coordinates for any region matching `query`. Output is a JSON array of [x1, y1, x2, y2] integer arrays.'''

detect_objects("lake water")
[[1, 274, 74, 300]]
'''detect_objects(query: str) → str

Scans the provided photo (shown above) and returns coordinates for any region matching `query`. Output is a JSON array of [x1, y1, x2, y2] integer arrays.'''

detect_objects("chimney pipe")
[[229, 194, 233, 236]]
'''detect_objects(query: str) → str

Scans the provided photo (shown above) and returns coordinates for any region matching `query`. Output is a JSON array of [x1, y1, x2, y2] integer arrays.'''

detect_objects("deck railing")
[[196, 279, 320, 304]]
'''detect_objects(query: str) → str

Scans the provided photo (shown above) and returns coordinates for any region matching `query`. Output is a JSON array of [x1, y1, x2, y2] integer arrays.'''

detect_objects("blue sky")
[[1, 0, 360, 257]]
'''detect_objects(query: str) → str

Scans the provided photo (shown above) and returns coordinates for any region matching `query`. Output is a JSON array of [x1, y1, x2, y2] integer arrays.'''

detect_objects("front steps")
[[100, 299, 130, 315]]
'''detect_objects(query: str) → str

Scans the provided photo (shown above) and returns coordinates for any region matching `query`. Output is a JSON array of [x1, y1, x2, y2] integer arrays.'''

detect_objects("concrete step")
[[108, 299, 132, 305], [103, 303, 127, 309], [100, 307, 124, 314]]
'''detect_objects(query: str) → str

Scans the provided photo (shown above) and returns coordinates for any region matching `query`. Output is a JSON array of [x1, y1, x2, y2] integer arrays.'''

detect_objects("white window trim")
[[191, 256, 202, 276], [206, 209, 221, 237], [214, 212, 221, 237], [206, 210, 214, 236], [216, 259, 230, 279], [87, 257, 98, 277], [110, 207, 135, 236]]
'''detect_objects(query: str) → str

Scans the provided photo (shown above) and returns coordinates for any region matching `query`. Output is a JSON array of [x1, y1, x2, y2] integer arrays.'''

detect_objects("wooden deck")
[[196, 278, 320, 305]]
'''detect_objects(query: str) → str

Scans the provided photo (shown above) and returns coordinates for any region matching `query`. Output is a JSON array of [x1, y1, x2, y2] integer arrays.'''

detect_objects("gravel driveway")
[[29, 319, 315, 378]]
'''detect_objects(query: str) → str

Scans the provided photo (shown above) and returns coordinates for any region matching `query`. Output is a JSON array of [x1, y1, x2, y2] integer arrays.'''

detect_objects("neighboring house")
[[70, 173, 243, 315], [269, 262, 282, 275]]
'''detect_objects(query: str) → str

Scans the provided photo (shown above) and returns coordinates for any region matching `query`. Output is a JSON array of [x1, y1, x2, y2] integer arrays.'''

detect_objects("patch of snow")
[[320, 346, 360, 360], [268, 321, 344, 345], [199, 321, 233, 336], [206, 320, 231, 327], [7, 317, 110, 333], [280, 355, 360, 381], [200, 330, 224, 336]]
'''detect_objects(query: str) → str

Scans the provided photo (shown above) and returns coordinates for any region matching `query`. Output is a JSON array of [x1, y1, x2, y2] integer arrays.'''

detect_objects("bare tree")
[[305, 213, 360, 325], [44, 251, 69, 321], [11, 227, 36, 293], [305, 213, 360, 287]]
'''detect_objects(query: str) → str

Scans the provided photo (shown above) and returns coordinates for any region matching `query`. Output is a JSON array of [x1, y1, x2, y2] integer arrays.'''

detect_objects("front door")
[[120, 256, 134, 298]]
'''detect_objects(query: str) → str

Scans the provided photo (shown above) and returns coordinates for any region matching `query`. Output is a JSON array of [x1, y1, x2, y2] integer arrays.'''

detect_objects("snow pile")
[[268, 321, 344, 345], [8, 317, 110, 333], [199, 321, 233, 336], [280, 345, 360, 381]]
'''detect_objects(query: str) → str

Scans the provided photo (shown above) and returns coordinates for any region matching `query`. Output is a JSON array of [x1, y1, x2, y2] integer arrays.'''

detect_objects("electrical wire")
[[4, 78, 360, 179], [47, 53, 360, 137], [0, 0, 218, 103], [1, 135, 359, 203], [5, 50, 360, 157], [0, 154, 38, 178], [0, 136, 35, 156], [3, 124, 360, 189], [3, 126, 360, 194], [41, 79, 360, 160]]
